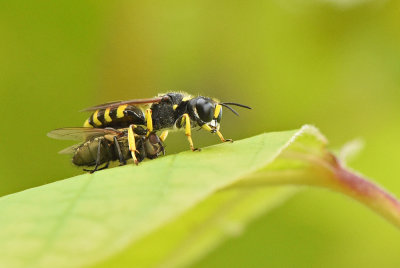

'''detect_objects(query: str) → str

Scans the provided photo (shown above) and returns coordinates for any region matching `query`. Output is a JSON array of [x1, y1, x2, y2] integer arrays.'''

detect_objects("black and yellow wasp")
[[82, 92, 251, 163], [47, 127, 164, 173]]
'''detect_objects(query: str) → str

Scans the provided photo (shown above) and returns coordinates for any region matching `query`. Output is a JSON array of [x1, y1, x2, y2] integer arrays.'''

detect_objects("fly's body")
[[71, 136, 129, 167], [48, 128, 164, 173]]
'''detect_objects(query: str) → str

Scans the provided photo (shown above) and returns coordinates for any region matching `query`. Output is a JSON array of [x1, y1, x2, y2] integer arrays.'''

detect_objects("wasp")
[[47, 127, 165, 173], [82, 92, 251, 162]]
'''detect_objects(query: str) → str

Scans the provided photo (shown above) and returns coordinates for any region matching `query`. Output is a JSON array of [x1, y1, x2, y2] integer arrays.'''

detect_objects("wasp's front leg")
[[201, 124, 233, 143], [216, 130, 232, 143], [128, 124, 140, 165]]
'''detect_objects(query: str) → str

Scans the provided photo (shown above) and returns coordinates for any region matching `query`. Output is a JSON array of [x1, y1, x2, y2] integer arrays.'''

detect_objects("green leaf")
[[0, 125, 399, 268]]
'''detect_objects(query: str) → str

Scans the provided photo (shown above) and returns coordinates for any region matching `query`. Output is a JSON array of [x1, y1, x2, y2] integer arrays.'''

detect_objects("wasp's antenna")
[[221, 102, 252, 110], [220, 103, 240, 116]]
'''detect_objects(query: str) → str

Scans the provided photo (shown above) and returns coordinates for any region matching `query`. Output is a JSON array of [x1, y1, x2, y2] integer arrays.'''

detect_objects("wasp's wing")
[[58, 144, 81, 154], [81, 96, 165, 112], [47, 127, 123, 141]]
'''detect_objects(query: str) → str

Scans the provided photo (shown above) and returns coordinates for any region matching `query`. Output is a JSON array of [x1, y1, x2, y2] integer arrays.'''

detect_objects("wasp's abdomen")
[[83, 105, 146, 128]]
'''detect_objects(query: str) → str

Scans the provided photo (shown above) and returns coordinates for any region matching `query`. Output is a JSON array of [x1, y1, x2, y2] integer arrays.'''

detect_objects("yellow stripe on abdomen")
[[117, 104, 128, 118], [93, 110, 102, 126], [104, 108, 112, 122], [83, 119, 92, 128]]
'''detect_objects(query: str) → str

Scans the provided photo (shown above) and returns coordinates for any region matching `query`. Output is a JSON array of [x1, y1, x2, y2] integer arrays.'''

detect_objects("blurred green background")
[[1, 0, 399, 267]]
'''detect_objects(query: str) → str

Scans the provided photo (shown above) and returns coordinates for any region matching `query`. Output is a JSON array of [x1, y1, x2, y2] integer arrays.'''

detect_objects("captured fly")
[[47, 127, 164, 173]]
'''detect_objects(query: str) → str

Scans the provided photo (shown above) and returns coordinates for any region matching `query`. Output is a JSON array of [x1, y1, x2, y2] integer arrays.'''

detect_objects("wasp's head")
[[189, 97, 222, 133], [190, 97, 252, 133]]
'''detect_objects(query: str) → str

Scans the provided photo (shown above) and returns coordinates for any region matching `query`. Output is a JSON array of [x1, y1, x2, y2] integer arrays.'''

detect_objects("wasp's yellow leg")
[[159, 130, 169, 142], [216, 130, 232, 143], [201, 124, 233, 143], [145, 109, 153, 136], [128, 125, 139, 165], [182, 114, 198, 151], [201, 124, 212, 132]]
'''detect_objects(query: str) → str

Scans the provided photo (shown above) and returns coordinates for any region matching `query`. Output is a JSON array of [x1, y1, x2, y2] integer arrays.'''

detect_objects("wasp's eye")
[[217, 108, 222, 123], [196, 99, 214, 122]]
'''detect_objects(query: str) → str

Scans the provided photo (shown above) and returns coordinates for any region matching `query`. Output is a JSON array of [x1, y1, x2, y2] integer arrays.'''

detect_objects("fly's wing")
[[81, 96, 167, 112], [47, 127, 123, 141], [58, 144, 81, 154]]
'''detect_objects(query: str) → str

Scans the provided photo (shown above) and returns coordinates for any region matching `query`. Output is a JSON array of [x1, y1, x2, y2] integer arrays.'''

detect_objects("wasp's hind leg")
[[113, 136, 126, 166], [181, 113, 200, 151], [128, 124, 140, 165]]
